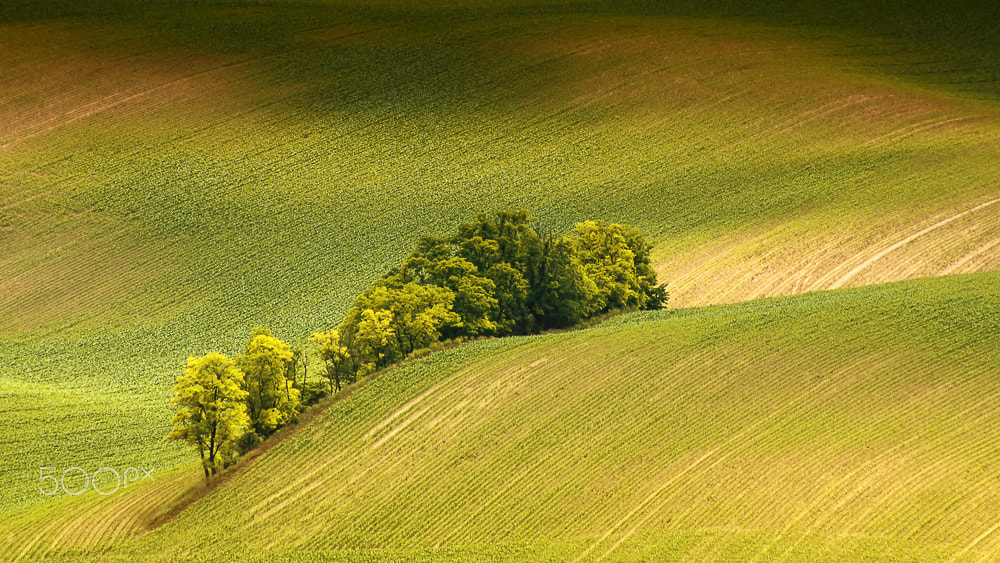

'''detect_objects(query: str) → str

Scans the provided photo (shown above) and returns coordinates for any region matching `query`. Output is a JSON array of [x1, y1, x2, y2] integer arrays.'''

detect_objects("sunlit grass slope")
[[3, 0, 1000, 518], [5, 270, 999, 560]]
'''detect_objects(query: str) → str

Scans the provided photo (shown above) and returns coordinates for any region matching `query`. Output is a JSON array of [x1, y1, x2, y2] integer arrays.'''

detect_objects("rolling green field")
[[2, 0, 1000, 559], [4, 271, 1000, 560]]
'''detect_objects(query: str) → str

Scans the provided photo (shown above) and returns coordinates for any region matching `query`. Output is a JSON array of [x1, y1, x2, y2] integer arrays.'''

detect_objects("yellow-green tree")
[[571, 220, 666, 312], [239, 329, 300, 435], [167, 352, 249, 482], [310, 329, 351, 393], [352, 282, 460, 355], [571, 220, 640, 312], [355, 308, 396, 369]]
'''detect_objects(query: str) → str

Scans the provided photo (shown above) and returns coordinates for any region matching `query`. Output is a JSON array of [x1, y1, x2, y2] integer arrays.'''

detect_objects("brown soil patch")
[[0, 22, 248, 151], [0, 221, 176, 335]]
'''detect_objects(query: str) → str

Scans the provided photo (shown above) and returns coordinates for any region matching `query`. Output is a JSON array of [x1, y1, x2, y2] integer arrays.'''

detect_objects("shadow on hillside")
[[3, 0, 999, 107]]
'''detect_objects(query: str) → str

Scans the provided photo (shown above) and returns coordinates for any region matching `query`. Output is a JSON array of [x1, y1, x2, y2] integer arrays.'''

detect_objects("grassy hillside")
[[2, 0, 1000, 526], [2, 3, 1000, 335], [4, 270, 1000, 560]]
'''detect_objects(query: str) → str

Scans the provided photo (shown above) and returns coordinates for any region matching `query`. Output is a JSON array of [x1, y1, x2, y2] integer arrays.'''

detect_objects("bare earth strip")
[[823, 197, 1000, 290], [660, 194, 1000, 308], [940, 235, 1000, 275]]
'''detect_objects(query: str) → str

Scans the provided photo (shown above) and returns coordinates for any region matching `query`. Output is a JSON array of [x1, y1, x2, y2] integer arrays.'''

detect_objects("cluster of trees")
[[167, 329, 303, 481], [312, 209, 666, 392], [168, 209, 667, 481]]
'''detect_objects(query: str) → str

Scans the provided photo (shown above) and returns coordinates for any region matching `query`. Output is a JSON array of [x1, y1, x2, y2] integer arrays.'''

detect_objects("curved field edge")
[[5, 270, 999, 560]]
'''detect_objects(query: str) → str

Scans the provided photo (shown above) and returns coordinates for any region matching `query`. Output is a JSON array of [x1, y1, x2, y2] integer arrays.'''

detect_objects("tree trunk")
[[394, 325, 408, 357], [208, 422, 217, 477], [199, 445, 209, 483]]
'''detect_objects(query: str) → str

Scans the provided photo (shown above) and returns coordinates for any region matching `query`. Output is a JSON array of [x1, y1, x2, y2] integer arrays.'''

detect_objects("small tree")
[[286, 346, 304, 390], [310, 329, 351, 393], [167, 353, 249, 483], [239, 329, 300, 435]]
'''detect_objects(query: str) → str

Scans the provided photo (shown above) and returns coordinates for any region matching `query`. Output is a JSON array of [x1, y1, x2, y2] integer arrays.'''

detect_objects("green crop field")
[[2, 0, 1000, 559], [4, 271, 1000, 560]]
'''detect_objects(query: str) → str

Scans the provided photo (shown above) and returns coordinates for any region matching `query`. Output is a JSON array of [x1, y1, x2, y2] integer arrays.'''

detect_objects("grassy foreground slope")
[[3, 0, 1000, 517], [5, 270, 1000, 560]]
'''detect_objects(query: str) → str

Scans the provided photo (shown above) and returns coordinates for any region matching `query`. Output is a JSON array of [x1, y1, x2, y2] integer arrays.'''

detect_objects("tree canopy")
[[239, 328, 301, 435], [336, 209, 667, 365], [167, 352, 249, 482]]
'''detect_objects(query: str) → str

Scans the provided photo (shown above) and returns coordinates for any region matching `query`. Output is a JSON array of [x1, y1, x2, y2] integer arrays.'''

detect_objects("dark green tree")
[[427, 257, 498, 337], [485, 262, 530, 334], [527, 234, 598, 329]]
